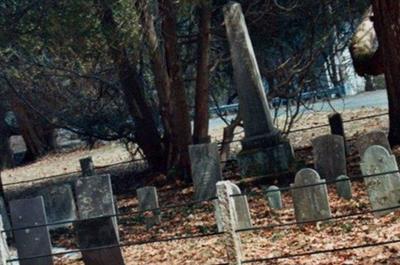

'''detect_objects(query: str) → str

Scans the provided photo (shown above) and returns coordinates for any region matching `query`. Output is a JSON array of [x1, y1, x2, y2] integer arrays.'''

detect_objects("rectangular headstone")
[[356, 130, 391, 158], [36, 184, 77, 229], [312, 134, 347, 181], [137, 187, 161, 229], [189, 143, 222, 200], [291, 169, 331, 223], [75, 175, 125, 265], [9, 197, 53, 265], [360, 145, 400, 216]]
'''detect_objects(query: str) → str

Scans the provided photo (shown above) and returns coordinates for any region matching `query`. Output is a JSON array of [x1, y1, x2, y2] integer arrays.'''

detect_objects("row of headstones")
[[216, 144, 400, 233], [0, 173, 125, 265], [0, 157, 127, 265], [312, 129, 391, 182], [188, 129, 392, 202]]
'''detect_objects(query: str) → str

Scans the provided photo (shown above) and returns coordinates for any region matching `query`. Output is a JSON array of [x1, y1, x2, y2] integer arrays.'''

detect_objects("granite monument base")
[[238, 141, 295, 177]]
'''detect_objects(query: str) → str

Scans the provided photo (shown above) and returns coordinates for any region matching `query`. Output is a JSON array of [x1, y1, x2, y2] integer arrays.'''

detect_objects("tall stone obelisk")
[[223, 2, 295, 176]]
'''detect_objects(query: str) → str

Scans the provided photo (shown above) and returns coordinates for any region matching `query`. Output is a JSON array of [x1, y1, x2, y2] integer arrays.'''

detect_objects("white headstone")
[[360, 145, 400, 216]]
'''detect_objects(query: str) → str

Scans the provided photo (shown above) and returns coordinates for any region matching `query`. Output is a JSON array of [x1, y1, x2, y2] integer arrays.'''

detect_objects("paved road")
[[209, 90, 388, 129]]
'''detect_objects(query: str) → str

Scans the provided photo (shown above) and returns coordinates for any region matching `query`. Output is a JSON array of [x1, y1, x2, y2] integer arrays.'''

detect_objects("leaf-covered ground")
[[5, 106, 400, 264], [53, 181, 400, 265]]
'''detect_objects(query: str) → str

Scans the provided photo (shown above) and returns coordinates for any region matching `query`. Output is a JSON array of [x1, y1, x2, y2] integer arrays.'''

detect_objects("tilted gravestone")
[[263, 185, 283, 209], [75, 174, 125, 265], [35, 184, 77, 229], [214, 181, 252, 232], [291, 169, 331, 223], [9, 197, 53, 265], [336, 175, 352, 200], [312, 134, 347, 181], [360, 145, 400, 217], [137, 186, 161, 229], [189, 143, 222, 200], [356, 130, 391, 158]]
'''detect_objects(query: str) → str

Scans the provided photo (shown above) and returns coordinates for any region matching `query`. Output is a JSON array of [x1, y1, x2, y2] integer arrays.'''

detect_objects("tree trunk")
[[98, 0, 165, 170], [159, 0, 192, 178], [11, 96, 53, 161], [372, 1, 400, 146], [193, 2, 211, 145], [137, 0, 174, 167]]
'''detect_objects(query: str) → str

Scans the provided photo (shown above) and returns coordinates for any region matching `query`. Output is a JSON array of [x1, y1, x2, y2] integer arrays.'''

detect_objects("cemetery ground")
[[3, 106, 400, 265]]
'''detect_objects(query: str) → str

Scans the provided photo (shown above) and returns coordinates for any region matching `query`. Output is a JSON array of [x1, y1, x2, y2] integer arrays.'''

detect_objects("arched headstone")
[[356, 130, 391, 158], [264, 186, 282, 209], [230, 183, 252, 229], [312, 134, 347, 181], [335, 175, 352, 200], [360, 145, 400, 216], [214, 181, 252, 231], [291, 169, 331, 223]]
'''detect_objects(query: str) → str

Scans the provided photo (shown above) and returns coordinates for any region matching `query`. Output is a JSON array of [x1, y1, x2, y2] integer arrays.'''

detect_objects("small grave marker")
[[360, 145, 400, 216], [312, 134, 347, 181], [10, 197, 53, 265], [264, 186, 283, 209], [137, 186, 161, 229], [291, 169, 331, 223], [189, 143, 222, 200], [336, 175, 352, 200]]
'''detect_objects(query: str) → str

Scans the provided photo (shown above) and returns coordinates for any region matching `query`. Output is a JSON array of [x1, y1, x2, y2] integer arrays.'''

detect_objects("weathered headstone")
[[189, 143, 222, 200], [312, 134, 347, 181], [80, 157, 95, 177], [9, 197, 53, 265], [223, 2, 295, 177], [360, 145, 400, 217], [0, 216, 10, 265], [356, 130, 391, 158], [216, 181, 242, 264], [291, 169, 331, 223], [36, 184, 77, 228], [137, 186, 161, 229], [263, 186, 283, 209], [230, 183, 252, 230], [335, 175, 352, 200], [214, 182, 252, 232], [75, 174, 125, 265]]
